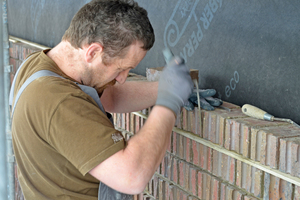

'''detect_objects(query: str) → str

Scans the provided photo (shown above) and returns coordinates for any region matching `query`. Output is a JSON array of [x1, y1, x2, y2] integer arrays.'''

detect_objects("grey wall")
[[8, 0, 300, 124]]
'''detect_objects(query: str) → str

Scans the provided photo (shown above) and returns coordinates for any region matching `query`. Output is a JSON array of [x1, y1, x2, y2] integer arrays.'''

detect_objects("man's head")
[[62, 0, 155, 65]]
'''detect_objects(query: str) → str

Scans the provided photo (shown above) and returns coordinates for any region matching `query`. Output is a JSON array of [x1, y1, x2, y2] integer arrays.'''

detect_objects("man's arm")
[[89, 105, 175, 194], [100, 81, 158, 113], [90, 56, 194, 194]]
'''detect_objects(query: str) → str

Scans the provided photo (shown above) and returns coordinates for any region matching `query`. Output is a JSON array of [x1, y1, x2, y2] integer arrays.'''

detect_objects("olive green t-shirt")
[[11, 50, 126, 200]]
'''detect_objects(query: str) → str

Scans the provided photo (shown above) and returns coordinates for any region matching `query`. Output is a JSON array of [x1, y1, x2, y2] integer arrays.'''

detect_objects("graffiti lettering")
[[179, 0, 222, 63], [225, 71, 239, 98]]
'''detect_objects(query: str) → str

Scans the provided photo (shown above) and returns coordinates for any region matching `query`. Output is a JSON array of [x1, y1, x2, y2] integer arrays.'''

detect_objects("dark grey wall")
[[8, 0, 300, 124]]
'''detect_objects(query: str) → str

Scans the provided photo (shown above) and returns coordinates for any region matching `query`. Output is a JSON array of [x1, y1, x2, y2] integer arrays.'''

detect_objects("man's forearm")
[[89, 105, 175, 194], [101, 81, 158, 113]]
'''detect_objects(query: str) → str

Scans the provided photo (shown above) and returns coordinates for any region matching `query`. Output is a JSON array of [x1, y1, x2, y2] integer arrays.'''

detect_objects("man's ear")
[[85, 43, 104, 63]]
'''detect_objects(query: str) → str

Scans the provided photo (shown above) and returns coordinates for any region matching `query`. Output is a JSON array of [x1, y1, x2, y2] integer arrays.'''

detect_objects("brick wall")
[[9, 39, 300, 200]]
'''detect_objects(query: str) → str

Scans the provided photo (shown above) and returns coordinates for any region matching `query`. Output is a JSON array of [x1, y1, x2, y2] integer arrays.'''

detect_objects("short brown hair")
[[62, 0, 155, 63]]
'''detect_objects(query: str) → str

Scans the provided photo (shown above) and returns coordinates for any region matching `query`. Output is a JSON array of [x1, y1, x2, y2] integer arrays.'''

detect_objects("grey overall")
[[9, 56, 133, 200]]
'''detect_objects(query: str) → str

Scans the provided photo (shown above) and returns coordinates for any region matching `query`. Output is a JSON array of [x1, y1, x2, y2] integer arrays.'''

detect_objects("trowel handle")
[[242, 104, 274, 121]]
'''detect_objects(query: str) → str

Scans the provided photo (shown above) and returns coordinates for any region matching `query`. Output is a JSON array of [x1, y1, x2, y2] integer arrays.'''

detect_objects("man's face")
[[87, 41, 147, 93]]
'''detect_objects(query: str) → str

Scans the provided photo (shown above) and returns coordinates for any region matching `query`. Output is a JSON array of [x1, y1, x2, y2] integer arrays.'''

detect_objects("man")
[[10, 0, 193, 199]]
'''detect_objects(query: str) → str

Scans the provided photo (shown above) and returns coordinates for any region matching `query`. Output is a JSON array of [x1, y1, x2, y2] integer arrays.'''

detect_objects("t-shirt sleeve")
[[48, 92, 126, 175]]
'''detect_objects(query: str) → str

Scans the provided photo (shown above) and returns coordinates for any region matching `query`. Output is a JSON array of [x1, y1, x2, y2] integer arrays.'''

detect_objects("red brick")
[[172, 157, 178, 184], [199, 144, 206, 169], [185, 164, 190, 191], [182, 108, 188, 131], [161, 156, 165, 177], [166, 154, 172, 179], [188, 109, 196, 134], [241, 163, 252, 193], [172, 132, 177, 155], [241, 124, 251, 158], [268, 174, 280, 200], [279, 180, 293, 200], [185, 137, 191, 162], [211, 178, 219, 200], [179, 161, 185, 187], [135, 115, 140, 132], [251, 167, 263, 198], [220, 183, 226, 200], [158, 179, 163, 200], [189, 168, 197, 196], [177, 134, 184, 159], [192, 140, 199, 166], [203, 173, 211, 200], [236, 160, 242, 187], [212, 149, 222, 177], [195, 107, 203, 137], [197, 171, 203, 198], [294, 185, 300, 200], [203, 111, 213, 141], [228, 156, 235, 185]]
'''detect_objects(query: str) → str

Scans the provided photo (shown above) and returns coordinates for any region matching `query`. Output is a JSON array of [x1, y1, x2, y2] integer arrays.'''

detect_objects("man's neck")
[[47, 41, 83, 83]]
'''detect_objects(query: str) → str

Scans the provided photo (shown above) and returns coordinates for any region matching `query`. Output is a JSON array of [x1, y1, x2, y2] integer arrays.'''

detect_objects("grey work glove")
[[156, 56, 194, 116], [184, 88, 223, 111]]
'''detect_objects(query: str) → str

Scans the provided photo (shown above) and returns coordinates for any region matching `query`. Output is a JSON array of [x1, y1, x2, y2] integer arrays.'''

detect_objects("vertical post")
[[0, 0, 8, 199], [3, 0, 14, 199]]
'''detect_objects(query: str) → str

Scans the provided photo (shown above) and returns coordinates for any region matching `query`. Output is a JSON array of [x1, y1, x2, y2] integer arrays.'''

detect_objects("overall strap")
[[9, 69, 106, 118], [9, 55, 33, 109]]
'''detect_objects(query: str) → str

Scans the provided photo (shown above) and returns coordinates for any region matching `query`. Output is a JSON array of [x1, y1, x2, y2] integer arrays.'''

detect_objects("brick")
[[179, 161, 185, 187], [184, 164, 190, 191], [203, 173, 211, 200], [236, 160, 242, 187], [171, 157, 178, 184], [211, 178, 219, 200], [191, 140, 199, 166], [161, 156, 165, 177], [158, 179, 163, 200], [294, 185, 300, 200], [135, 115, 140, 133], [220, 183, 226, 200], [220, 154, 235, 185], [203, 111, 217, 142], [185, 137, 191, 162], [279, 180, 293, 200], [266, 173, 280, 200], [195, 107, 203, 137], [188, 109, 196, 134], [182, 108, 188, 131], [171, 132, 177, 155], [176, 134, 184, 159], [189, 167, 197, 196], [212, 149, 222, 177], [166, 154, 172, 179], [251, 167, 263, 198], [279, 137, 300, 177], [241, 124, 251, 158], [197, 171, 203, 198], [241, 163, 252, 193]]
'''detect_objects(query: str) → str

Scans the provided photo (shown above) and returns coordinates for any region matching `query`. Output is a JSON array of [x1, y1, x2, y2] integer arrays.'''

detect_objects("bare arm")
[[100, 81, 158, 113], [89, 105, 175, 194]]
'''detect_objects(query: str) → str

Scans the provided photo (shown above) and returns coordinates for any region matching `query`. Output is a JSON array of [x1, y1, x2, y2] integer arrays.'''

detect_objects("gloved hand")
[[184, 88, 223, 111], [156, 56, 194, 116]]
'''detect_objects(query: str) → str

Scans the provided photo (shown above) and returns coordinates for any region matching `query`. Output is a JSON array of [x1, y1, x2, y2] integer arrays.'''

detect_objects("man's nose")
[[115, 69, 130, 84]]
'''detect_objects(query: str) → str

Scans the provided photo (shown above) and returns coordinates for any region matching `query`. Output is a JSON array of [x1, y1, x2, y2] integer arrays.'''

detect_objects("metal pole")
[[0, 0, 8, 199], [3, 0, 15, 199]]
